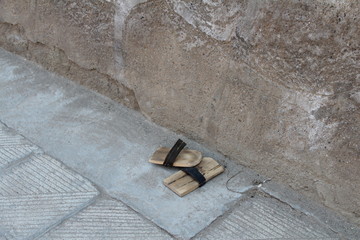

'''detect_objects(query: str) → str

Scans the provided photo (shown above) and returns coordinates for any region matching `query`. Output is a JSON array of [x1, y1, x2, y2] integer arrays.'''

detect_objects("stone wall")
[[1, 0, 359, 224]]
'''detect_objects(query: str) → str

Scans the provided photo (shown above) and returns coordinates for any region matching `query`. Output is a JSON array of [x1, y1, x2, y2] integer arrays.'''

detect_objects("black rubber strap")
[[163, 139, 186, 167], [182, 167, 206, 187]]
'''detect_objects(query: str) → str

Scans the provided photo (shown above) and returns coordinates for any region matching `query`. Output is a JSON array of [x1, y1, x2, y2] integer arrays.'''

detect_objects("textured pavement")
[[195, 194, 336, 239], [0, 48, 360, 239], [0, 124, 98, 239], [39, 198, 172, 240], [0, 121, 171, 240]]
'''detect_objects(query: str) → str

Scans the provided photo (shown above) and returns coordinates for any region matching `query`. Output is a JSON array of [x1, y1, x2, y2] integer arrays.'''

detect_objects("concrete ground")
[[0, 48, 359, 239]]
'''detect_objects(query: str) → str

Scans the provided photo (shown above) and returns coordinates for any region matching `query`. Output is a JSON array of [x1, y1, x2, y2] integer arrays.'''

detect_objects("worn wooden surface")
[[149, 147, 202, 167], [164, 157, 225, 197]]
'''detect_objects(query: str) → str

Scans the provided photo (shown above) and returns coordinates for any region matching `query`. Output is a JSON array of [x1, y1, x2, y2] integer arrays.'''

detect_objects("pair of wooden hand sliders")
[[149, 139, 224, 197]]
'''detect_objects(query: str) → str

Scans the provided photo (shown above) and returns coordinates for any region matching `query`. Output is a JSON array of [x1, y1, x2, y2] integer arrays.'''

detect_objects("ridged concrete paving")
[[195, 194, 337, 239], [0, 125, 98, 239], [1, 48, 360, 239], [0, 121, 172, 240], [0, 125, 38, 170], [40, 198, 172, 240]]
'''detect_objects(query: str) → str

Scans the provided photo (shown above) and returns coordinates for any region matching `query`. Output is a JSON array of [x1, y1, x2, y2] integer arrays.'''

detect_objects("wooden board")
[[149, 147, 202, 167], [163, 157, 225, 197]]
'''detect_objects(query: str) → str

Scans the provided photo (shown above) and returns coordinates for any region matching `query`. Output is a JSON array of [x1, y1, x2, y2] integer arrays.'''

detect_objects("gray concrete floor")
[[0, 48, 359, 239]]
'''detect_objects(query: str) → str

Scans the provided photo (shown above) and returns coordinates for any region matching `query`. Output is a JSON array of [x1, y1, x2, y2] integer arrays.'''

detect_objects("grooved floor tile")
[[40, 198, 173, 240], [0, 146, 34, 170], [0, 123, 38, 170], [0, 123, 32, 147], [0, 154, 99, 240], [195, 194, 338, 240]]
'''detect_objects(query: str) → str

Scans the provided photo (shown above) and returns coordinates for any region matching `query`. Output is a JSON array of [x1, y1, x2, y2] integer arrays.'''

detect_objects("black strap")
[[163, 139, 186, 167], [182, 167, 206, 187]]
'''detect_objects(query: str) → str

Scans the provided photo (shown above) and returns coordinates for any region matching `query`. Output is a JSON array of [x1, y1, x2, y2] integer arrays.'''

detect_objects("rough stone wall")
[[0, 0, 138, 108], [0, 0, 359, 225]]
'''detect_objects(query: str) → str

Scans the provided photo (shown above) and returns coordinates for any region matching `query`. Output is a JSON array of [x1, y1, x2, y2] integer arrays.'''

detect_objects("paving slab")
[[261, 180, 360, 239], [0, 123, 34, 147], [0, 119, 172, 240], [40, 197, 173, 240], [0, 153, 99, 239], [195, 193, 339, 239], [0, 48, 259, 238], [0, 123, 39, 170], [224, 168, 360, 239]]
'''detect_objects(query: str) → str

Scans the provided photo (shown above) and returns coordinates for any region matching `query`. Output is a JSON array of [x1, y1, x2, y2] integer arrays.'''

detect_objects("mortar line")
[[0, 120, 42, 151], [0, 151, 35, 177], [92, 185, 177, 239], [30, 192, 99, 240], [191, 189, 258, 239], [257, 187, 341, 237]]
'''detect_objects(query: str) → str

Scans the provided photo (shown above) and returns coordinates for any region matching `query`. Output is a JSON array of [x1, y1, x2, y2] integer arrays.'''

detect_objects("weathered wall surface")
[[0, 0, 359, 224], [0, 0, 139, 108]]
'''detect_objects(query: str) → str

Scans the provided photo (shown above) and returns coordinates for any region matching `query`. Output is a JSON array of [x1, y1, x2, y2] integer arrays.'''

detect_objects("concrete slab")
[[0, 122, 39, 170], [0, 153, 99, 239], [261, 180, 360, 239], [0, 49, 259, 238], [195, 193, 338, 239], [225, 168, 360, 239], [40, 197, 173, 240], [0, 123, 34, 147]]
